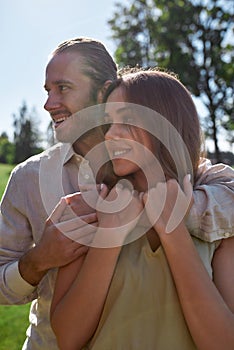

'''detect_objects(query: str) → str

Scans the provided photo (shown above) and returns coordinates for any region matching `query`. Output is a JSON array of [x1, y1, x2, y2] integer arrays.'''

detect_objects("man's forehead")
[[45, 52, 86, 82], [46, 51, 84, 71]]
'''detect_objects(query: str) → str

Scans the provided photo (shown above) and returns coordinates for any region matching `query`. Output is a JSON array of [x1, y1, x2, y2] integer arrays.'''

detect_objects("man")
[[0, 37, 233, 350], [0, 37, 118, 349]]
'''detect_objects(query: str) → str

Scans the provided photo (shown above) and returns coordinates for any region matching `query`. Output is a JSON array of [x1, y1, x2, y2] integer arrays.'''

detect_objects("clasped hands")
[[38, 176, 192, 270], [49, 175, 193, 247]]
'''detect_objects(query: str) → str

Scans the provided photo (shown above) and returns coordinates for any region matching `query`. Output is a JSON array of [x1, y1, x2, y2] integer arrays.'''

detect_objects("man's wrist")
[[19, 246, 48, 286]]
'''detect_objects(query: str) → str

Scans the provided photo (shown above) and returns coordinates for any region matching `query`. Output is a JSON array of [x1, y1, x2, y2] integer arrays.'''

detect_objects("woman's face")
[[104, 87, 156, 179]]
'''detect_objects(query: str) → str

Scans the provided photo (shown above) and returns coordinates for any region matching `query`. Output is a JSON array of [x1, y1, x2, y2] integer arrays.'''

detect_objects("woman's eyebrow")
[[104, 106, 132, 117]]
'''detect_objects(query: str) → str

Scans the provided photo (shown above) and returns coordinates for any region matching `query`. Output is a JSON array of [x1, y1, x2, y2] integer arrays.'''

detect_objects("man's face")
[[44, 51, 96, 142]]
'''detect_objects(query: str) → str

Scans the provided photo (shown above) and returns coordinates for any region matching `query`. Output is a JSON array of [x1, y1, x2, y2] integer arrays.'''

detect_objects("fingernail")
[[116, 182, 123, 190]]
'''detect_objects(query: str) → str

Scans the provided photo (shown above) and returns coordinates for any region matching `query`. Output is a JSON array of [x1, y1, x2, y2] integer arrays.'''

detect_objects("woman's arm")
[[159, 224, 234, 350], [51, 184, 143, 350], [50, 255, 86, 317], [144, 176, 234, 350], [51, 244, 121, 350]]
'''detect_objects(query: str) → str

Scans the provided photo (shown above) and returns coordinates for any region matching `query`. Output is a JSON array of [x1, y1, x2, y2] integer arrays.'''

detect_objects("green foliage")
[[0, 163, 15, 198], [13, 101, 44, 164], [0, 304, 31, 350], [0, 133, 15, 164], [108, 0, 234, 162], [108, 0, 154, 67]]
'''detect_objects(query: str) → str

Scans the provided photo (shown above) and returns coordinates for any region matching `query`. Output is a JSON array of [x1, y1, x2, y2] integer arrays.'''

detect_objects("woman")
[[50, 69, 234, 349]]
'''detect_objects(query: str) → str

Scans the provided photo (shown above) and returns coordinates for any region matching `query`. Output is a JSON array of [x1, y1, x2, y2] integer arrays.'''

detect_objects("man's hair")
[[52, 37, 117, 92]]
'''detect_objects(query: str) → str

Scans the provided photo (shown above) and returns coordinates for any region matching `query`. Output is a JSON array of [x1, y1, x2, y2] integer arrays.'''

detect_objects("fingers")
[[139, 192, 144, 202], [56, 213, 97, 232], [183, 174, 194, 214], [64, 185, 102, 204], [64, 184, 109, 212], [99, 183, 109, 200], [59, 207, 77, 222], [183, 174, 193, 199], [67, 228, 96, 245], [143, 186, 166, 227], [48, 197, 67, 224], [97, 185, 133, 214], [55, 211, 97, 244], [165, 177, 192, 233], [72, 245, 89, 258]]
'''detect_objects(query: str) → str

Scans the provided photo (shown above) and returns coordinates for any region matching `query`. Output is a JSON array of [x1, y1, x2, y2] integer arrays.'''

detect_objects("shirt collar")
[[62, 143, 88, 165]]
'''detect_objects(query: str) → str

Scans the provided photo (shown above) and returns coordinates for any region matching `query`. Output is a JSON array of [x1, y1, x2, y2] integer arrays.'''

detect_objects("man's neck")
[[72, 135, 118, 188]]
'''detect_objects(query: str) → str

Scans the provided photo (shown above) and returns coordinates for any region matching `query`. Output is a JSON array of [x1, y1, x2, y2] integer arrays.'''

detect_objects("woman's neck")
[[125, 170, 149, 193], [128, 165, 165, 193]]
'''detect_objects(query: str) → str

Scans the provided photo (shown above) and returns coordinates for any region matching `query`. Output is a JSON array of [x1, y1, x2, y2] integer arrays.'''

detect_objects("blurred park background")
[[0, 0, 233, 348], [1, 0, 234, 168]]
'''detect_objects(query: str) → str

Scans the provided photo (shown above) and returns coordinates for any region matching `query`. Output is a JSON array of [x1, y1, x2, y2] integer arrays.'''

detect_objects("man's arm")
[[0, 168, 97, 304], [186, 159, 234, 240], [0, 168, 37, 304]]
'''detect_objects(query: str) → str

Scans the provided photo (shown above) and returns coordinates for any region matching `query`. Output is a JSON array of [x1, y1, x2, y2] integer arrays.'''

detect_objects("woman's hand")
[[93, 182, 144, 247], [143, 175, 193, 235]]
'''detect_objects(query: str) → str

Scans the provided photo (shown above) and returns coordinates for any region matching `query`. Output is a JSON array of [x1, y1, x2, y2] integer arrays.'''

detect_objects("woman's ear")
[[97, 80, 112, 103]]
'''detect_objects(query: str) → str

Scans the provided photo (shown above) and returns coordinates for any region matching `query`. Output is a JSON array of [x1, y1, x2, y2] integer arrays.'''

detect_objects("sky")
[[1, 0, 118, 140], [1, 0, 233, 152]]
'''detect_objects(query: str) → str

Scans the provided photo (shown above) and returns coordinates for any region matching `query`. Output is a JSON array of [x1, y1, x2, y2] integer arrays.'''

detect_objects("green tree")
[[13, 102, 44, 164], [0, 132, 15, 164], [46, 120, 56, 147], [108, 0, 234, 162]]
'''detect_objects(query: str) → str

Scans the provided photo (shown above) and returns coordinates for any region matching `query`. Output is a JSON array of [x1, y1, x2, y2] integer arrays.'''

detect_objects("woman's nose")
[[105, 123, 124, 140]]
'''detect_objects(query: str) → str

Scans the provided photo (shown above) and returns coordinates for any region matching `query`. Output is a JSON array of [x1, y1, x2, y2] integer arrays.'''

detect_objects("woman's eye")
[[104, 115, 112, 124], [123, 115, 134, 124]]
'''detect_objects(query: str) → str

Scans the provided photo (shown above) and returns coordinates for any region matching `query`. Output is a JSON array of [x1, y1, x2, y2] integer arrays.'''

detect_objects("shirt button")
[[224, 232, 231, 238], [75, 155, 82, 162]]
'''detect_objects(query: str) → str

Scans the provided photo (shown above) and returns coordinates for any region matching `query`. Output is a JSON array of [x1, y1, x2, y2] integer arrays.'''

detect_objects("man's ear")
[[97, 80, 112, 103]]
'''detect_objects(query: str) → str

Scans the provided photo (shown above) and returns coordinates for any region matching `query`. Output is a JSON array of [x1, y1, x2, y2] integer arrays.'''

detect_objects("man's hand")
[[19, 188, 100, 286], [62, 185, 101, 219]]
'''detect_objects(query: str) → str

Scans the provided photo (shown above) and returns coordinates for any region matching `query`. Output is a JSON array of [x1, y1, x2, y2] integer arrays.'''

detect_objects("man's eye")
[[59, 85, 68, 92]]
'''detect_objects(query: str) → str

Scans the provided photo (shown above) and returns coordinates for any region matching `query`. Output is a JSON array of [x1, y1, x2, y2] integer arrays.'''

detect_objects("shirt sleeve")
[[5, 261, 36, 296], [186, 158, 234, 242], [0, 166, 37, 304]]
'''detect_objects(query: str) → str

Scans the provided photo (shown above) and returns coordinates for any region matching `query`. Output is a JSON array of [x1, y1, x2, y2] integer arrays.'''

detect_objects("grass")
[[0, 163, 15, 198], [0, 163, 31, 349], [0, 304, 31, 350]]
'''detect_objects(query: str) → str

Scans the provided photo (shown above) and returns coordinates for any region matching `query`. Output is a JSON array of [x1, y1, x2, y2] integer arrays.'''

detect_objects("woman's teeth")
[[113, 149, 129, 156]]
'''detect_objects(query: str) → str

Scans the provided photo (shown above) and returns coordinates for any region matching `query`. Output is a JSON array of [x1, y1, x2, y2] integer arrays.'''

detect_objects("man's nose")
[[44, 93, 62, 112]]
